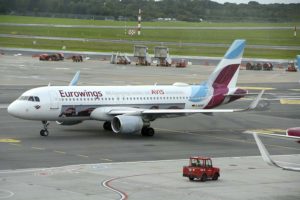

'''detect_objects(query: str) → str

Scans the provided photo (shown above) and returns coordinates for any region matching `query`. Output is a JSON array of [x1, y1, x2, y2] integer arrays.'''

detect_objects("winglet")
[[252, 133, 300, 172], [252, 133, 280, 168], [69, 71, 80, 86], [247, 90, 264, 110]]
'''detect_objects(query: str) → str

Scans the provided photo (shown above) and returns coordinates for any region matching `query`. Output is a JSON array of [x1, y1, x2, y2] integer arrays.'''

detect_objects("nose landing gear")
[[40, 121, 49, 136]]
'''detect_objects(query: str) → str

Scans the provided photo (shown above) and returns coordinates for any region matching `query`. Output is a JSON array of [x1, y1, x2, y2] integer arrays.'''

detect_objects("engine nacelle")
[[56, 121, 82, 126], [111, 115, 143, 134]]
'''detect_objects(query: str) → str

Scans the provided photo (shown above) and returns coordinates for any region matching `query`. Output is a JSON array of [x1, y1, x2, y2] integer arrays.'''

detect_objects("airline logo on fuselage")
[[151, 89, 164, 95], [59, 90, 103, 98]]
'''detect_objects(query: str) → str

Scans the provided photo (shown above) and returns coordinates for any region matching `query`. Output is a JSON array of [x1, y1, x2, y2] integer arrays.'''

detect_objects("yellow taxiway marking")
[[54, 150, 66, 154], [0, 138, 20, 143], [249, 129, 285, 135], [280, 99, 300, 105], [239, 86, 275, 90]]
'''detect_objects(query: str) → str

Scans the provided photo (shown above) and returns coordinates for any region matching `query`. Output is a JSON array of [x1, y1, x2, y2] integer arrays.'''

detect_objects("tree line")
[[0, 0, 300, 22]]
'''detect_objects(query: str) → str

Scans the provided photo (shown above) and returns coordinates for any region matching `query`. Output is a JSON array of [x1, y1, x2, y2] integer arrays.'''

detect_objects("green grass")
[[0, 15, 299, 59], [0, 37, 298, 59], [1, 15, 300, 27], [1, 26, 299, 47]]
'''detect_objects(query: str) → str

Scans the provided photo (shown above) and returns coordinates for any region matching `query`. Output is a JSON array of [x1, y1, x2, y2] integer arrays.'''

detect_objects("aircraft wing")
[[92, 90, 265, 119], [253, 133, 300, 172]]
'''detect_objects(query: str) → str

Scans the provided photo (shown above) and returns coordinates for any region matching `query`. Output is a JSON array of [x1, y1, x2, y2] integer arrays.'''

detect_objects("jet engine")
[[56, 121, 82, 126], [111, 115, 143, 134]]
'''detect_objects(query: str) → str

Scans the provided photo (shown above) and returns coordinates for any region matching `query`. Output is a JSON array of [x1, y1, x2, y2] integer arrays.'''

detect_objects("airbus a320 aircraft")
[[8, 39, 263, 137]]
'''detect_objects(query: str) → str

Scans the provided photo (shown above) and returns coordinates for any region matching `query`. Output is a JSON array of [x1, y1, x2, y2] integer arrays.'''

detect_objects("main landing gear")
[[141, 127, 155, 137], [40, 121, 49, 136], [103, 121, 112, 131]]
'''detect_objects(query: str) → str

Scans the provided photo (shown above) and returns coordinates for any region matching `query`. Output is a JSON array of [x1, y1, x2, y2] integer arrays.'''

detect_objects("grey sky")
[[212, 0, 300, 4]]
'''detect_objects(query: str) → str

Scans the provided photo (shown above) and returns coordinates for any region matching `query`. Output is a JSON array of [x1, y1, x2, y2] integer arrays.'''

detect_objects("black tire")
[[103, 121, 112, 131], [40, 130, 49, 137], [141, 127, 155, 137], [212, 173, 219, 180], [200, 174, 207, 182], [189, 177, 194, 181]]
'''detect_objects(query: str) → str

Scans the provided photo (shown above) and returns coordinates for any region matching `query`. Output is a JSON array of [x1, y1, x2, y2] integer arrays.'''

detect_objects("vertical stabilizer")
[[207, 40, 246, 89]]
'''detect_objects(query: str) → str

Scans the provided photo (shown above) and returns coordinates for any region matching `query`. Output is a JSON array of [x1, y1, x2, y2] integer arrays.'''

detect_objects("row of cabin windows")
[[59, 96, 193, 102]]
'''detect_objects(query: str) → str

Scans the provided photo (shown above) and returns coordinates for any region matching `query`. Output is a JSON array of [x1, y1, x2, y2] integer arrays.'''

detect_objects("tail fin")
[[207, 40, 246, 89]]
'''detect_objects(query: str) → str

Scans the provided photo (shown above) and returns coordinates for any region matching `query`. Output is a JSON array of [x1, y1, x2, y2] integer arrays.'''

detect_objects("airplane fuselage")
[[8, 84, 242, 122]]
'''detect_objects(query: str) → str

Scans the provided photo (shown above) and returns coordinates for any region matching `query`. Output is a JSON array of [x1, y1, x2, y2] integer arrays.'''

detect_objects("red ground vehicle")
[[176, 59, 187, 68], [39, 53, 64, 61], [183, 157, 220, 182]]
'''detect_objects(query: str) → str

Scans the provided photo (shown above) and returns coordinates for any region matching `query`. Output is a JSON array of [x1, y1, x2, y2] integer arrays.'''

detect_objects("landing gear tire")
[[103, 121, 112, 131], [40, 121, 50, 137], [141, 127, 155, 137], [40, 129, 49, 137]]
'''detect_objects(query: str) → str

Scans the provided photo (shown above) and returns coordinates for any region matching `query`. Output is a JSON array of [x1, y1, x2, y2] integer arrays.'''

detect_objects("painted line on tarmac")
[[239, 86, 275, 90], [280, 99, 300, 105], [0, 189, 14, 199], [102, 178, 128, 200], [102, 158, 113, 162], [0, 138, 20, 143], [77, 154, 89, 158], [53, 150, 66, 154], [102, 171, 177, 200], [157, 128, 300, 151], [289, 89, 300, 92], [31, 146, 45, 150]]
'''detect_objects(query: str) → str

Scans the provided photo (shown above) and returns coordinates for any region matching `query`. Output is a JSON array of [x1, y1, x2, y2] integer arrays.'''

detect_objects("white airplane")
[[253, 133, 300, 172], [7, 39, 263, 137]]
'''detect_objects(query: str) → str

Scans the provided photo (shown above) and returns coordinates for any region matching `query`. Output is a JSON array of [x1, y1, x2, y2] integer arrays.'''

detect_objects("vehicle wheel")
[[103, 121, 112, 131], [141, 127, 155, 137], [200, 174, 207, 182], [212, 173, 219, 180], [189, 177, 194, 181], [40, 129, 49, 137]]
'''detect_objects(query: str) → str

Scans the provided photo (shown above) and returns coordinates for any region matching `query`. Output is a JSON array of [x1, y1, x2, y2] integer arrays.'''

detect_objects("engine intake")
[[111, 115, 143, 134]]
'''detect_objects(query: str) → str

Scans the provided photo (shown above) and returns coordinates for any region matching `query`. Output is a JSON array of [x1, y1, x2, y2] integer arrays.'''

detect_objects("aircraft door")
[[49, 90, 59, 109]]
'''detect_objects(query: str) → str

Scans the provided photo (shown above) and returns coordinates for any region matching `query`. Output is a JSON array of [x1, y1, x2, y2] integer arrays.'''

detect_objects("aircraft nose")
[[7, 101, 19, 117]]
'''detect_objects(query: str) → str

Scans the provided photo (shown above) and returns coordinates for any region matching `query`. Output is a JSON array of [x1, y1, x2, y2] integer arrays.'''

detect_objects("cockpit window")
[[18, 96, 40, 102]]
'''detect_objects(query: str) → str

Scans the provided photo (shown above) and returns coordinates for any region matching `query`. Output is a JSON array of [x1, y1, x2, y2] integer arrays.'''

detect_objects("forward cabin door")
[[49, 90, 59, 110]]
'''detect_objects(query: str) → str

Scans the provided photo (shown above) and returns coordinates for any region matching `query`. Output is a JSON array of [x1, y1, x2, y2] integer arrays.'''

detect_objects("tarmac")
[[0, 55, 299, 199]]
